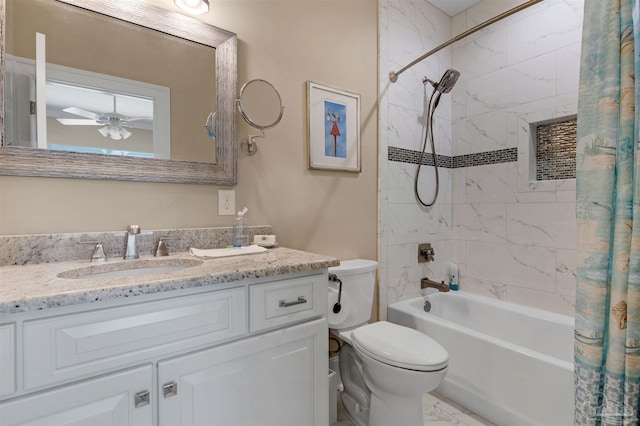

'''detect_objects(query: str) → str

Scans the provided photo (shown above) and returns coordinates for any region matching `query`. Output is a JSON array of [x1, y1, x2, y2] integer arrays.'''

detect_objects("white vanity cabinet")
[[159, 318, 327, 426], [0, 365, 153, 426], [0, 323, 16, 397], [0, 271, 329, 426]]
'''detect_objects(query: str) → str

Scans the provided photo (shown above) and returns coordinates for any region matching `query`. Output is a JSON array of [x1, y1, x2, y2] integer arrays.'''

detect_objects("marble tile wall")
[[450, 0, 583, 316], [379, 0, 454, 320], [379, 0, 583, 318]]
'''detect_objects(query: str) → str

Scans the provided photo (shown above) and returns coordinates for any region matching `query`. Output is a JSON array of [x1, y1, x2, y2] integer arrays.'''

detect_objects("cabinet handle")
[[279, 296, 307, 308], [163, 382, 178, 398], [135, 390, 150, 408]]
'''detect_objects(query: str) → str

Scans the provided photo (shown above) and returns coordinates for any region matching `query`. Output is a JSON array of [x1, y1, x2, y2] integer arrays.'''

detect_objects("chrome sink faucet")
[[421, 277, 450, 292], [124, 225, 141, 259]]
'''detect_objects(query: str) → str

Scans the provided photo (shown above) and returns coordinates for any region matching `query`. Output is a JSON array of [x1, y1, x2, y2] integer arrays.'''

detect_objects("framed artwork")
[[307, 81, 361, 172]]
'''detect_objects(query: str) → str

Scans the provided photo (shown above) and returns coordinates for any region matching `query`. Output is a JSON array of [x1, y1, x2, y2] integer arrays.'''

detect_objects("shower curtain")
[[575, 0, 640, 424]]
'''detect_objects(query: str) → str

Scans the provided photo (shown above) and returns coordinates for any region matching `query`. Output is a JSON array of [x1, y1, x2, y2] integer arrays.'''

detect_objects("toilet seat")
[[351, 321, 448, 371]]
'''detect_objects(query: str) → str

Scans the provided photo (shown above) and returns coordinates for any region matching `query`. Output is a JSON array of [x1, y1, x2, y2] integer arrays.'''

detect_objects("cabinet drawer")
[[23, 287, 246, 390], [0, 323, 16, 397], [250, 274, 326, 332], [0, 364, 152, 426]]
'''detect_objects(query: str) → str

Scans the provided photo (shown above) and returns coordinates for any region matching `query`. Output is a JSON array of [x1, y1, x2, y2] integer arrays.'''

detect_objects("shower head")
[[423, 69, 460, 94]]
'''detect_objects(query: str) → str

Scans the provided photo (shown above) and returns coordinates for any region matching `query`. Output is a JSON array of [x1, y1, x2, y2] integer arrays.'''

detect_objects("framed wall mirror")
[[0, 0, 238, 184]]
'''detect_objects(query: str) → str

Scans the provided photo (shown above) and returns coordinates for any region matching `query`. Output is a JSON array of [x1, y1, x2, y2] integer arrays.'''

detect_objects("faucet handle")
[[79, 241, 108, 262], [154, 237, 172, 257], [128, 225, 141, 234]]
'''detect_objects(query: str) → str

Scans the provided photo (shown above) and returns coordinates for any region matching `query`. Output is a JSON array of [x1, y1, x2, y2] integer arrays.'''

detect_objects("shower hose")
[[414, 86, 443, 207]]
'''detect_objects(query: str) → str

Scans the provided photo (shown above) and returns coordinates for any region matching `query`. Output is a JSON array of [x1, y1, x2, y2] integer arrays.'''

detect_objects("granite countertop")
[[0, 247, 339, 315]]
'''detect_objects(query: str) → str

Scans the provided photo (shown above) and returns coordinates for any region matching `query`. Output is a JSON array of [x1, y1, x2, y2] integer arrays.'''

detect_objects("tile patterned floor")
[[333, 391, 495, 426]]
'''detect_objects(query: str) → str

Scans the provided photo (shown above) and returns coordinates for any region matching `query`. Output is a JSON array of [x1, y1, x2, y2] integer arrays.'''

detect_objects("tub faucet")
[[124, 225, 141, 259], [421, 277, 449, 292]]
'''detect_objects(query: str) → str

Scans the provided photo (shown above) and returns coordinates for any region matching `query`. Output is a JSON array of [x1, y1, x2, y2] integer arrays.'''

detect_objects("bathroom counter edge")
[[0, 247, 339, 315]]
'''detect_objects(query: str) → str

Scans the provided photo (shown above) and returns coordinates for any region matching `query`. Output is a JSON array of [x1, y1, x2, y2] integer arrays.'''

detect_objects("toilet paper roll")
[[327, 287, 350, 328]]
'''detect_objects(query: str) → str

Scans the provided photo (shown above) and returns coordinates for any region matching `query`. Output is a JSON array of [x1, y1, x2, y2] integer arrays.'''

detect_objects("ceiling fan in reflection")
[[56, 97, 151, 140]]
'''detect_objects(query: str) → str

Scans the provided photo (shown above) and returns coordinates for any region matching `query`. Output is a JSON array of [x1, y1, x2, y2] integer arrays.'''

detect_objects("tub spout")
[[421, 277, 449, 292]]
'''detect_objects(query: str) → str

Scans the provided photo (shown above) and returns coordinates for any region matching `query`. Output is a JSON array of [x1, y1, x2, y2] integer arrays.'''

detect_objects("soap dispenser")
[[233, 207, 249, 247], [448, 262, 459, 291]]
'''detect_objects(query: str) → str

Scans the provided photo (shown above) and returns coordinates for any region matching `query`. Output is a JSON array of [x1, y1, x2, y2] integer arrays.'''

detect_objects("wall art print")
[[307, 81, 360, 172]]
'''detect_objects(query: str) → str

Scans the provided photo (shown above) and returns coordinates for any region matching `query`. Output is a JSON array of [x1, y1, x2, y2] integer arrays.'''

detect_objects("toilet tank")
[[329, 259, 378, 330]]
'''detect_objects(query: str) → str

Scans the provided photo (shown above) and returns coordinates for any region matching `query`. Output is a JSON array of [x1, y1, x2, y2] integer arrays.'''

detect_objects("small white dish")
[[256, 242, 278, 248], [254, 235, 277, 247]]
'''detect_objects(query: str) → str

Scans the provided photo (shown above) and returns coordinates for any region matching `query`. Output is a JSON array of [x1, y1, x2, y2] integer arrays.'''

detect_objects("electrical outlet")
[[218, 190, 235, 215]]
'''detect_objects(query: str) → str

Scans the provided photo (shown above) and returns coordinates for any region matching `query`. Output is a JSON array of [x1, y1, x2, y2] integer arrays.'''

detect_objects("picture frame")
[[307, 81, 361, 172]]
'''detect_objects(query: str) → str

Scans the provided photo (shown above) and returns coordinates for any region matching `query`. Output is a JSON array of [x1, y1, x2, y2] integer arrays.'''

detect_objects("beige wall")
[[0, 0, 378, 262]]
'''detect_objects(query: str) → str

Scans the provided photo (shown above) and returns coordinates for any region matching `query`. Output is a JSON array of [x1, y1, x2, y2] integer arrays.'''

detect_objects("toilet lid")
[[351, 321, 448, 371]]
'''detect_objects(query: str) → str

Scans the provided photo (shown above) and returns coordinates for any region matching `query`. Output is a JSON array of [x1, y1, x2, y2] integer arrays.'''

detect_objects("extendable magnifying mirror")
[[236, 79, 284, 155]]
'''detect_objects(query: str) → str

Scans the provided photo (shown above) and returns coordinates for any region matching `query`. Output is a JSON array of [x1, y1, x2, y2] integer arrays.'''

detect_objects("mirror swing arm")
[[242, 129, 265, 155], [0, 0, 238, 185]]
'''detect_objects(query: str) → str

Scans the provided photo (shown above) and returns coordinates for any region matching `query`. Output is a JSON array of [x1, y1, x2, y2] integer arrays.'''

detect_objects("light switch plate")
[[218, 190, 235, 215]]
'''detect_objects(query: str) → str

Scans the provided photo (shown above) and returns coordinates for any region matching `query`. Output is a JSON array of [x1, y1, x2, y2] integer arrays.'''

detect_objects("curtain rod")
[[389, 0, 544, 82]]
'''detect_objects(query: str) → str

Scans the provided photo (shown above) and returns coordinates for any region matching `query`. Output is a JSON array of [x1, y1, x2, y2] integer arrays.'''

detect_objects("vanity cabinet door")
[[0, 365, 152, 426], [0, 323, 16, 397], [159, 318, 328, 426]]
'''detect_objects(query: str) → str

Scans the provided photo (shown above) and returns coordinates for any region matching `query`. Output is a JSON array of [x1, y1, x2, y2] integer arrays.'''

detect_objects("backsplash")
[[0, 226, 272, 266]]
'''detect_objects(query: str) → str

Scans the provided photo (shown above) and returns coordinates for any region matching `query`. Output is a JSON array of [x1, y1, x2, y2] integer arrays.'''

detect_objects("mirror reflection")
[[238, 79, 284, 129], [5, 0, 215, 162], [48, 84, 157, 157], [5, 0, 216, 163]]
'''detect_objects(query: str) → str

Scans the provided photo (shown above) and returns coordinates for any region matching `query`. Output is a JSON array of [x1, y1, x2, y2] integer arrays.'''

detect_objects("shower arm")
[[388, 0, 543, 83]]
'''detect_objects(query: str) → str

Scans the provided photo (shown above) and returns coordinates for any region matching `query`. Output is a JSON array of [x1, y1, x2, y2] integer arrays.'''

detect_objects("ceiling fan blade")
[[62, 107, 100, 120], [123, 116, 153, 123], [56, 118, 101, 126]]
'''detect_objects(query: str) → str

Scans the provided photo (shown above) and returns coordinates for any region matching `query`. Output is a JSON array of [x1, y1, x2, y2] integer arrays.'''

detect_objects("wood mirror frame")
[[0, 0, 237, 185]]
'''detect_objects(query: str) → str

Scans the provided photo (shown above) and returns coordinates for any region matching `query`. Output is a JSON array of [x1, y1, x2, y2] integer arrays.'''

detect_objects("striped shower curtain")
[[575, 0, 640, 424]]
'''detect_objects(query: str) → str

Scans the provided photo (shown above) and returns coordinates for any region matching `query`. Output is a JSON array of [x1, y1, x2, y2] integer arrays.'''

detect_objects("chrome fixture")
[[418, 243, 435, 263], [415, 69, 460, 207], [422, 69, 460, 95], [388, 0, 543, 82], [154, 237, 171, 257], [421, 277, 449, 292], [80, 241, 107, 262], [174, 0, 210, 15], [236, 79, 284, 155], [124, 225, 141, 259], [279, 296, 308, 308]]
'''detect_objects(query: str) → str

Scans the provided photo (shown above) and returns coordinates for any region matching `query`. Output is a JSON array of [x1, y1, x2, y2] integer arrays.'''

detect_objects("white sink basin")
[[58, 258, 203, 280]]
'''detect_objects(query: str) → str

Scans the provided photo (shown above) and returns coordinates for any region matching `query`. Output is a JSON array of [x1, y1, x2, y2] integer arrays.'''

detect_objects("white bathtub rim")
[[424, 290, 574, 326], [388, 293, 574, 371]]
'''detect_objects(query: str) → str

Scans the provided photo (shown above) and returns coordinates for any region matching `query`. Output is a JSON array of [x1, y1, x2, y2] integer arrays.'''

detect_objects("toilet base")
[[368, 390, 423, 426], [341, 391, 369, 426], [341, 387, 425, 426]]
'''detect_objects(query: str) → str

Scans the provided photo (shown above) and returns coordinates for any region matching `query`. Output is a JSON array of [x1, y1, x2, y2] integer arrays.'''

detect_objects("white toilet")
[[328, 259, 449, 426]]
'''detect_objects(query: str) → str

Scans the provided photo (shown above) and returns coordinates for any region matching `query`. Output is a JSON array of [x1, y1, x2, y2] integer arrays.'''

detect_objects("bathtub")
[[388, 291, 574, 426]]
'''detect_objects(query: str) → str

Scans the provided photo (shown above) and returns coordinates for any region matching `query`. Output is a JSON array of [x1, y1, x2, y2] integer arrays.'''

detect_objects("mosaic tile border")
[[388, 146, 518, 169]]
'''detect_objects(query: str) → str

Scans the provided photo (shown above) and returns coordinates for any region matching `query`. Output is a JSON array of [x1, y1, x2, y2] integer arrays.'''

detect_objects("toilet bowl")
[[328, 260, 449, 426]]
